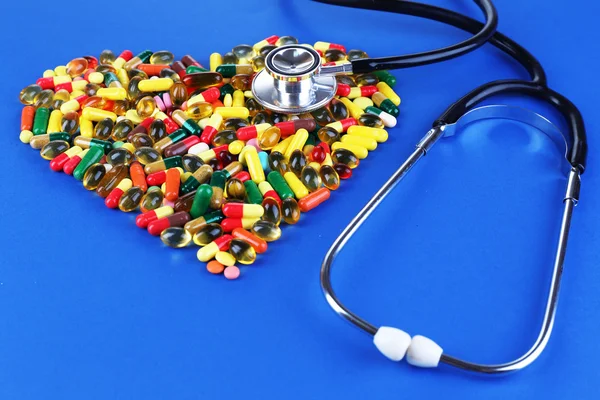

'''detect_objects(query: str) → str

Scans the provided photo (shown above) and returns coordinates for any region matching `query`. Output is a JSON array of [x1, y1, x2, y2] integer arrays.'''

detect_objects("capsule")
[[63, 149, 88, 175], [225, 178, 246, 200], [230, 74, 252, 91], [281, 197, 301, 224], [97, 164, 127, 197], [210, 53, 223, 72], [214, 106, 250, 120], [29, 132, 69, 150], [318, 165, 340, 190], [221, 217, 260, 232], [339, 97, 363, 120], [242, 146, 264, 184], [288, 149, 307, 177], [258, 181, 282, 204], [73, 146, 104, 180], [314, 41, 346, 53], [147, 168, 180, 186], [298, 187, 330, 212], [148, 211, 191, 236], [310, 107, 335, 125], [267, 171, 294, 200], [261, 197, 282, 226], [283, 129, 309, 160], [244, 180, 263, 205], [136, 205, 173, 228], [40, 140, 69, 160], [326, 118, 358, 135], [144, 155, 182, 174], [229, 239, 256, 265], [190, 184, 213, 218], [300, 165, 321, 192], [118, 186, 144, 212], [364, 106, 397, 128], [236, 123, 271, 141], [331, 142, 368, 160], [96, 87, 128, 100], [164, 135, 201, 158], [216, 64, 253, 77], [357, 113, 385, 129], [182, 72, 223, 89], [257, 126, 282, 151], [160, 227, 192, 248], [32, 107, 50, 135], [251, 220, 281, 242], [110, 119, 134, 141], [74, 136, 113, 153], [199, 112, 224, 143], [171, 109, 202, 136], [217, 252, 236, 268], [197, 235, 233, 262], [80, 163, 107, 190], [180, 164, 213, 194], [336, 84, 377, 99], [372, 92, 399, 117], [19, 84, 42, 105], [341, 134, 377, 151], [187, 87, 221, 106], [153, 128, 190, 154], [184, 210, 225, 235], [283, 172, 309, 199], [193, 223, 224, 246], [164, 168, 180, 201], [104, 178, 132, 208]]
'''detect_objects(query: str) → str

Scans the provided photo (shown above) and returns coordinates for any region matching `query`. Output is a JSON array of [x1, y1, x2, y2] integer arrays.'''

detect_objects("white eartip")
[[406, 335, 443, 368], [373, 326, 412, 362]]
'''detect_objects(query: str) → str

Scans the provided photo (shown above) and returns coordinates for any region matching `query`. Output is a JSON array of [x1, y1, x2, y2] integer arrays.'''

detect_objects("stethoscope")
[[252, 0, 587, 374]]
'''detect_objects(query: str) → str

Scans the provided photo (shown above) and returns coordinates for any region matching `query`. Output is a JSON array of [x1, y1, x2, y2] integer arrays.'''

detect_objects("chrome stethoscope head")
[[252, 44, 352, 114]]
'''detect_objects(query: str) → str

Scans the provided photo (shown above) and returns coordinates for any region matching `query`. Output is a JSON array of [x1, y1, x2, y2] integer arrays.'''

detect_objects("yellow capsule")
[[346, 125, 388, 143], [232, 90, 245, 107], [97, 87, 128, 100], [125, 109, 143, 124], [210, 53, 223, 72], [376, 82, 401, 106], [197, 149, 217, 163], [214, 107, 249, 119], [340, 134, 377, 151], [82, 107, 117, 122], [244, 90, 254, 98], [271, 135, 293, 155], [258, 126, 281, 150], [54, 65, 68, 76], [331, 142, 368, 159], [70, 90, 85, 99], [79, 118, 94, 138], [284, 172, 309, 199], [160, 227, 192, 248], [185, 102, 213, 120], [339, 97, 363, 119], [88, 72, 104, 84], [353, 96, 374, 110], [136, 96, 156, 118], [41, 140, 70, 160], [138, 78, 174, 92], [121, 142, 135, 153], [117, 68, 130, 87], [197, 242, 219, 262], [239, 217, 260, 229], [43, 69, 55, 77], [322, 153, 334, 167], [47, 110, 63, 133], [19, 130, 34, 144], [152, 205, 174, 220], [246, 146, 265, 184], [228, 140, 245, 155], [59, 99, 80, 114], [215, 251, 236, 267], [284, 129, 309, 160], [223, 93, 233, 107], [114, 178, 132, 193]]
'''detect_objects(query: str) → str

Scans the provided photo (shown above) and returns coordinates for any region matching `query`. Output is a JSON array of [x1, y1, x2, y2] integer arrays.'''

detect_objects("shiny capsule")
[[186, 102, 213, 120], [281, 197, 301, 225], [182, 154, 204, 172], [160, 227, 192, 248], [118, 186, 144, 212], [212, 130, 237, 147], [252, 111, 270, 125], [66, 57, 88, 77], [150, 50, 175, 65], [97, 164, 127, 198], [82, 163, 108, 190], [288, 149, 307, 177], [333, 163, 352, 179], [300, 165, 321, 192], [107, 147, 133, 166], [319, 165, 340, 190], [229, 239, 256, 265], [358, 113, 385, 129], [193, 223, 224, 246], [317, 126, 340, 145], [136, 96, 156, 118], [148, 119, 167, 142], [131, 133, 154, 148], [93, 118, 114, 140], [331, 148, 359, 169], [40, 140, 69, 160], [34, 89, 54, 108], [329, 98, 348, 121], [226, 178, 246, 200], [230, 74, 252, 91], [112, 119, 134, 141], [268, 151, 289, 175], [134, 146, 162, 165], [251, 220, 281, 242], [261, 197, 281, 226], [52, 89, 70, 110], [258, 126, 281, 150], [19, 84, 42, 105], [140, 187, 164, 213], [232, 44, 254, 62]]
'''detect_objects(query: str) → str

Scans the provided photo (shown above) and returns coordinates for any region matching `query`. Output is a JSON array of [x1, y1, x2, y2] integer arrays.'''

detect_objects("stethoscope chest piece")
[[252, 44, 339, 114]]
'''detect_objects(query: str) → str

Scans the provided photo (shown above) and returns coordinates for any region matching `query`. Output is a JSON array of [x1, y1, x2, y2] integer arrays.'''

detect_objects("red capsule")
[[358, 85, 378, 97], [298, 187, 330, 212], [221, 218, 247, 232], [231, 228, 268, 254], [147, 211, 191, 236], [162, 116, 180, 134], [212, 145, 230, 161], [138, 64, 169, 76], [233, 171, 250, 182], [200, 125, 218, 144], [63, 153, 84, 175], [163, 135, 201, 158], [49, 152, 71, 172], [310, 146, 326, 163], [146, 170, 169, 186], [83, 55, 98, 69], [172, 61, 187, 78], [236, 125, 261, 141], [192, 87, 220, 103], [222, 203, 263, 218], [135, 207, 173, 228], [127, 117, 154, 141], [318, 142, 331, 154], [181, 55, 202, 68], [333, 163, 352, 179], [211, 99, 225, 109], [336, 84, 351, 97], [118, 50, 133, 62], [214, 234, 233, 251], [274, 119, 317, 138]]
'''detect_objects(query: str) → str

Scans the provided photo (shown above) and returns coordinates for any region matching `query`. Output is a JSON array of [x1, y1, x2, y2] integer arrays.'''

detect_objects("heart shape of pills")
[[18, 36, 401, 280]]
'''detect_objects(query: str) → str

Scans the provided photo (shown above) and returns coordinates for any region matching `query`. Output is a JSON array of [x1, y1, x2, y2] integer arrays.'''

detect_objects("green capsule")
[[19, 84, 42, 105], [210, 171, 227, 189], [216, 64, 238, 78], [60, 111, 80, 134], [182, 119, 202, 136], [29, 132, 70, 149], [181, 165, 213, 194], [163, 155, 183, 169], [160, 227, 192, 248], [226, 178, 246, 200], [140, 187, 164, 213], [190, 184, 213, 218], [93, 118, 114, 140], [372, 93, 399, 117], [329, 98, 348, 121], [136, 50, 153, 63], [244, 180, 263, 205], [112, 119, 134, 141], [32, 107, 50, 135], [319, 165, 340, 190], [193, 223, 224, 246], [103, 72, 120, 87], [358, 113, 384, 129], [300, 165, 321, 192], [73, 146, 104, 180], [347, 49, 369, 61], [134, 146, 162, 165], [209, 171, 226, 209], [186, 65, 208, 74], [281, 197, 301, 225], [182, 154, 204, 172], [251, 220, 281, 242], [229, 238, 256, 265], [107, 147, 133, 166], [223, 118, 248, 131], [40, 140, 69, 160], [34, 90, 54, 108], [118, 187, 144, 212], [267, 171, 294, 200], [317, 126, 339, 145], [220, 83, 235, 98], [150, 50, 174, 65], [332, 148, 359, 169], [289, 149, 307, 177], [261, 197, 281, 226], [82, 163, 108, 190], [373, 70, 397, 87], [90, 138, 113, 154], [268, 151, 289, 175], [212, 129, 237, 146]]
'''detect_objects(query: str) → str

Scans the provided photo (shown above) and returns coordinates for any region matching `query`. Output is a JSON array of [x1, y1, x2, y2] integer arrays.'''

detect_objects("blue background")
[[1, 0, 599, 398]]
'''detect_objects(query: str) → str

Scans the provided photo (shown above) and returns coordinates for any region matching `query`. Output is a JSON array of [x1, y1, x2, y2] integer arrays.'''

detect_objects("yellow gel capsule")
[[340, 97, 363, 119], [232, 90, 245, 107], [82, 107, 117, 122], [340, 134, 377, 151], [43, 69, 55, 77], [215, 251, 236, 267], [214, 107, 249, 119], [97, 87, 128, 100], [79, 118, 94, 138], [197, 242, 219, 262], [125, 109, 143, 124], [284, 172, 309, 199], [138, 78, 174, 92], [88, 72, 104, 84], [284, 129, 309, 160], [346, 125, 388, 143], [245, 146, 265, 184], [331, 142, 368, 159], [271, 135, 293, 155], [19, 130, 34, 144], [47, 110, 63, 133], [228, 140, 245, 155], [353, 96, 374, 110], [376, 82, 401, 106], [223, 93, 233, 107], [210, 53, 222, 72]]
